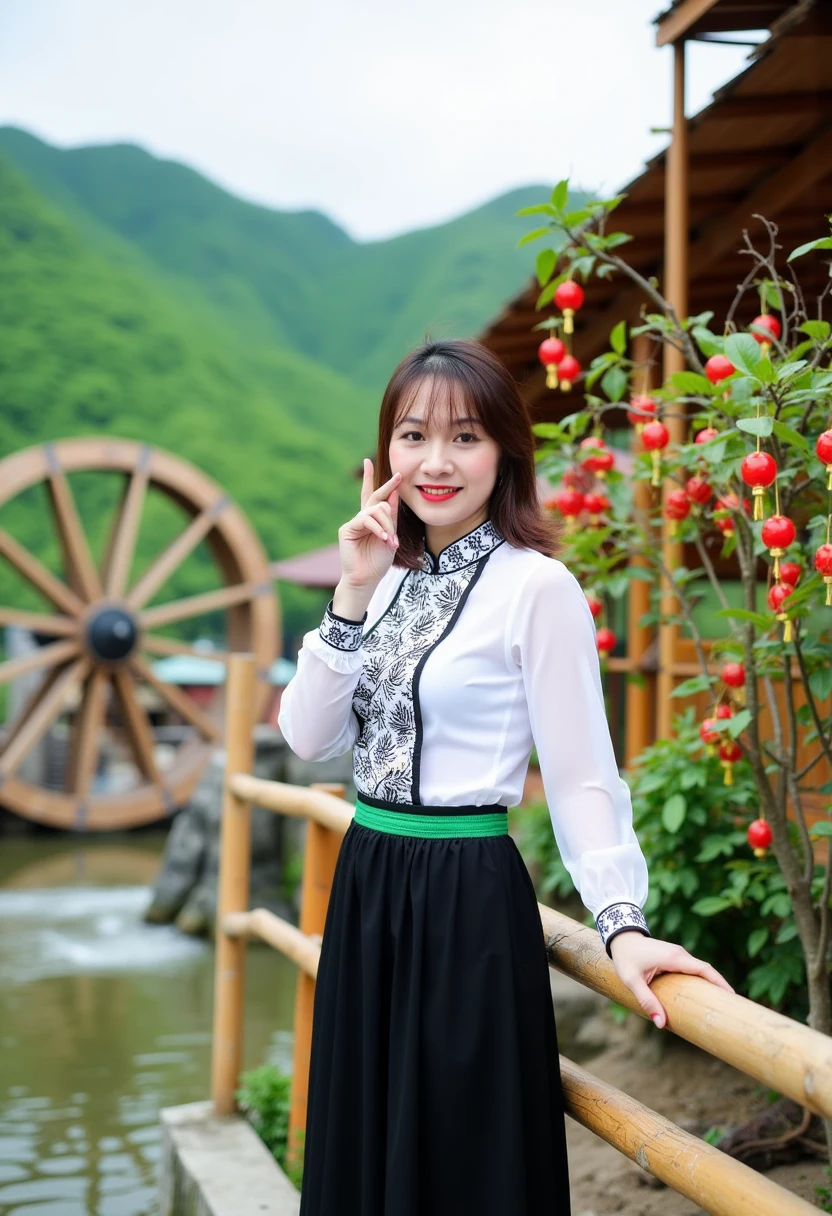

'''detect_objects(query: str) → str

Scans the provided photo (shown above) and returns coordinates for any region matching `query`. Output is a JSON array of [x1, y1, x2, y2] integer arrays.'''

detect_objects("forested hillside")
[[0, 126, 557, 636]]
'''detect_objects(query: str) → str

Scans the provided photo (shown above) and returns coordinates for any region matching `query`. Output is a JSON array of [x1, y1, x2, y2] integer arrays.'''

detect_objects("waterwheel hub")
[[85, 605, 139, 663]]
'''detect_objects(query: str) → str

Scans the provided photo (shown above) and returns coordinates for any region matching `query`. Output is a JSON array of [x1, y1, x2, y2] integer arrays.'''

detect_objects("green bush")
[[515, 706, 818, 1021], [236, 1063, 304, 1190]]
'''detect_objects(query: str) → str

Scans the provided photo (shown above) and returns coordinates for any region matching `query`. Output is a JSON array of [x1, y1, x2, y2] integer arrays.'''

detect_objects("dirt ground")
[[563, 1007, 829, 1216]]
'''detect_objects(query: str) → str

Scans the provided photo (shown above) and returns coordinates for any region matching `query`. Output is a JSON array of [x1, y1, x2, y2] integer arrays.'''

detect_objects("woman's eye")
[[400, 431, 477, 442]]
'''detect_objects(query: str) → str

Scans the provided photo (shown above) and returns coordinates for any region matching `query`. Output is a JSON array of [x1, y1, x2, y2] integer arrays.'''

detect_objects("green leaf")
[[563, 208, 592, 228], [809, 820, 832, 838], [670, 371, 712, 395], [747, 927, 769, 957], [809, 665, 832, 702], [535, 248, 557, 286], [799, 319, 831, 341], [601, 366, 628, 402], [692, 327, 723, 357], [736, 415, 774, 438], [787, 235, 832, 261], [604, 232, 633, 249], [669, 674, 714, 698], [714, 607, 771, 630], [516, 203, 558, 218], [692, 896, 733, 917], [724, 332, 762, 376], [726, 709, 752, 739], [518, 227, 552, 248], [771, 420, 810, 454], [662, 793, 687, 833], [610, 320, 627, 355], [535, 279, 560, 309], [551, 180, 569, 211]]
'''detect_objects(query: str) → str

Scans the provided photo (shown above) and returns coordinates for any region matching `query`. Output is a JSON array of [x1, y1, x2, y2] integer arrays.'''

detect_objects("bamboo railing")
[[211, 654, 830, 1215]]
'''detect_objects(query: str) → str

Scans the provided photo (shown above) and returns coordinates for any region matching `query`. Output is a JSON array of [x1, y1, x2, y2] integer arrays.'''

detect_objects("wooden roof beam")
[[656, 0, 721, 46], [713, 93, 832, 118]]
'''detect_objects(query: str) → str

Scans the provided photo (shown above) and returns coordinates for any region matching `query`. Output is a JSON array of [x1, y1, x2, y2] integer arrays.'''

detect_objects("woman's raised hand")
[[337, 459, 401, 591]]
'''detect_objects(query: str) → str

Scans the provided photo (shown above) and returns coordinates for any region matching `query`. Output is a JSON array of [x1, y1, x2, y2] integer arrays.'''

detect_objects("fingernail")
[[651, 1014, 664, 1028]]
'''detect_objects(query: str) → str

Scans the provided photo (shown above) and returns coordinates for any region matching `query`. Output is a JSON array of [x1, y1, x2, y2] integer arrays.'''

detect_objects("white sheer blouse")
[[278, 519, 650, 954]]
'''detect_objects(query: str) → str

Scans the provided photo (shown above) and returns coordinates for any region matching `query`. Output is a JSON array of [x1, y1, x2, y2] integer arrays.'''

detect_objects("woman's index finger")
[[360, 458, 374, 509]]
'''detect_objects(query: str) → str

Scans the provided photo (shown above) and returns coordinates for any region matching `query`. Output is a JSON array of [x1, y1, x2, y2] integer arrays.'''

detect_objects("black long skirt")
[[297, 808, 572, 1216]]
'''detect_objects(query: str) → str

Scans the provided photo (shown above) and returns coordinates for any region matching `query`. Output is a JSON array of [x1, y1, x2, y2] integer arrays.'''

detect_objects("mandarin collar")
[[417, 518, 505, 575]]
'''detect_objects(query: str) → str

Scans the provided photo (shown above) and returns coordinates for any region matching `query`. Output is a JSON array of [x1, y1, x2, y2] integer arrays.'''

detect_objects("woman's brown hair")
[[374, 338, 564, 569]]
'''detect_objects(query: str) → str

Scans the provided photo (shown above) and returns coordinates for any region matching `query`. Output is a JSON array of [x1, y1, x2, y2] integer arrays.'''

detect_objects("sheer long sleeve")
[[277, 599, 370, 763], [508, 559, 650, 955]]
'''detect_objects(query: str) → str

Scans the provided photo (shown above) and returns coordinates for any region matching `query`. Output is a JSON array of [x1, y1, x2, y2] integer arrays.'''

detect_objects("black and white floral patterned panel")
[[352, 518, 504, 803], [595, 901, 650, 956]]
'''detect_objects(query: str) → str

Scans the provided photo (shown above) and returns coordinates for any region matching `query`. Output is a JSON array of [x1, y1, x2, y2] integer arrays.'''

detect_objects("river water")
[[0, 834, 298, 1216]]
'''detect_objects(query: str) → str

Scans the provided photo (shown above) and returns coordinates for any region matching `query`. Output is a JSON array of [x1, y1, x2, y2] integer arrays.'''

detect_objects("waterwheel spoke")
[[44, 445, 102, 603], [0, 528, 86, 616], [126, 497, 229, 611], [142, 634, 230, 663], [66, 668, 109, 797], [0, 638, 80, 685], [131, 655, 222, 742], [111, 667, 160, 784], [0, 656, 90, 778], [102, 454, 151, 598], [139, 582, 257, 631], [0, 608, 77, 636]]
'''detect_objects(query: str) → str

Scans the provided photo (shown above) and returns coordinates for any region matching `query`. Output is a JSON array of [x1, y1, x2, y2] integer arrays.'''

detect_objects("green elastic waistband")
[[354, 796, 509, 838]]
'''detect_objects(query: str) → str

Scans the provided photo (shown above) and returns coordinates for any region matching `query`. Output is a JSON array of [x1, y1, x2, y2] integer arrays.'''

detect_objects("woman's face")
[[388, 378, 501, 529]]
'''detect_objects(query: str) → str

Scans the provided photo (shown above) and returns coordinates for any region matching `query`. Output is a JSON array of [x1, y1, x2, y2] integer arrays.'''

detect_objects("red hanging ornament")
[[538, 336, 566, 390], [761, 514, 796, 582], [715, 702, 733, 721], [586, 594, 603, 620], [699, 717, 720, 755], [695, 426, 721, 445], [554, 280, 585, 336], [814, 542, 832, 607], [627, 395, 657, 434], [685, 475, 712, 507], [741, 450, 777, 521], [665, 488, 690, 536], [750, 314, 781, 355], [705, 355, 735, 385], [579, 437, 614, 479], [641, 420, 670, 488], [596, 626, 616, 658], [767, 581, 794, 642], [553, 488, 585, 534], [780, 560, 801, 587], [718, 738, 743, 786], [817, 430, 832, 491], [583, 491, 611, 524], [747, 817, 773, 858], [713, 495, 750, 537], [721, 661, 746, 706], [557, 353, 581, 393]]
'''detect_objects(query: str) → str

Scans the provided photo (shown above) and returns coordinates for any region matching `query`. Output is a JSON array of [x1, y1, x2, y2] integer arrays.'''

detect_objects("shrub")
[[236, 1063, 304, 1190]]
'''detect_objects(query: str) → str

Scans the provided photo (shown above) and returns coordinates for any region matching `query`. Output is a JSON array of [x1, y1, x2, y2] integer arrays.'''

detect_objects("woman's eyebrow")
[[397, 416, 481, 426]]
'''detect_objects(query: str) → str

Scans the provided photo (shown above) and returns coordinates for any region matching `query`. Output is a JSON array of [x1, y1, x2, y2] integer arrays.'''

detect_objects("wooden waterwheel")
[[0, 438, 278, 830]]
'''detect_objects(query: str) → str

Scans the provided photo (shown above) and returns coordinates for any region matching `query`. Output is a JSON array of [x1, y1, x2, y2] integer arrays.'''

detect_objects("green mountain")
[[0, 127, 548, 387], [0, 126, 556, 640]]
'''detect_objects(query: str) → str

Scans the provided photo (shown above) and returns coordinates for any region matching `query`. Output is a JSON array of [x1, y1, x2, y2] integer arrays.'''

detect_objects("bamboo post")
[[286, 781, 348, 1175], [657, 37, 690, 740], [210, 653, 256, 1115]]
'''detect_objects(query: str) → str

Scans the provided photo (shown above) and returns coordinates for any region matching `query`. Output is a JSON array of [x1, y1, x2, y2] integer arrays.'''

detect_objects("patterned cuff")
[[595, 902, 650, 958], [318, 599, 367, 652]]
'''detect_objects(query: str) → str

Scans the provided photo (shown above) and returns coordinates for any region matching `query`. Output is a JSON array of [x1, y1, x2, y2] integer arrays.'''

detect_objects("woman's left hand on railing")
[[609, 930, 735, 1029]]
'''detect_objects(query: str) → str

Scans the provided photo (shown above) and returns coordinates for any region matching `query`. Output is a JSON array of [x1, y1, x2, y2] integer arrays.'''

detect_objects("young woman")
[[278, 339, 733, 1216]]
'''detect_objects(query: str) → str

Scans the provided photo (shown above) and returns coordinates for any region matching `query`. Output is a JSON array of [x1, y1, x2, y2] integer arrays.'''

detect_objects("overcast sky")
[[0, 1, 760, 241]]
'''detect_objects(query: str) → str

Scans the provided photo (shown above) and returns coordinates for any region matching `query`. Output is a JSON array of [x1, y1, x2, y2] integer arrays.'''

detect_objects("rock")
[[144, 726, 354, 938]]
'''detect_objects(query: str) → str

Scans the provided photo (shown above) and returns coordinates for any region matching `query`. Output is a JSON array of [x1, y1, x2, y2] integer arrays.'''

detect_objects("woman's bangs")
[[393, 373, 482, 432]]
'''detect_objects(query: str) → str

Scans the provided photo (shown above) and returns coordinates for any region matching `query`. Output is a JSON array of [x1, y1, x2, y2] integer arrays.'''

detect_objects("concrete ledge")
[[159, 1101, 300, 1216]]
